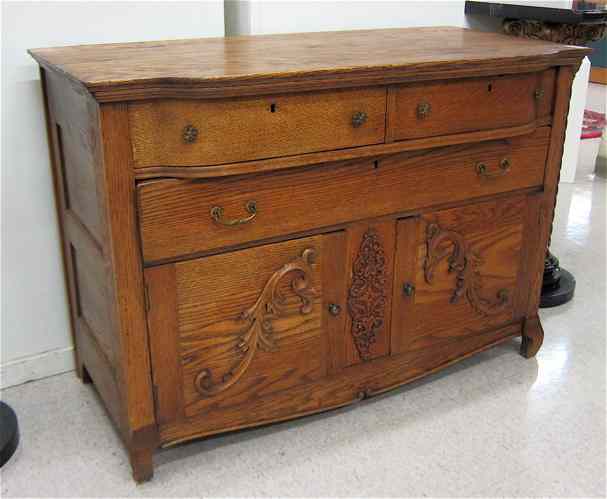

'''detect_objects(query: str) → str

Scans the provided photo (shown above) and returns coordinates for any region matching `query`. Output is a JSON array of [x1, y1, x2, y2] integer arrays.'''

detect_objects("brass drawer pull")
[[534, 88, 545, 100], [476, 158, 511, 178], [211, 200, 257, 227], [417, 101, 431, 119], [352, 111, 368, 128], [182, 124, 199, 143]]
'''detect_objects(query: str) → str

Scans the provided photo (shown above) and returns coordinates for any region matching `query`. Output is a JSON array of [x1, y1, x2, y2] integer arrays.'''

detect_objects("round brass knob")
[[328, 303, 342, 316], [417, 101, 431, 119], [182, 124, 199, 143], [403, 282, 416, 297], [352, 111, 368, 128]]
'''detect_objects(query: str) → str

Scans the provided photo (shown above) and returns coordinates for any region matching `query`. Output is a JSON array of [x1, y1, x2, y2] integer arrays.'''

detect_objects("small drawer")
[[129, 88, 387, 168], [137, 128, 550, 263], [388, 70, 555, 141]]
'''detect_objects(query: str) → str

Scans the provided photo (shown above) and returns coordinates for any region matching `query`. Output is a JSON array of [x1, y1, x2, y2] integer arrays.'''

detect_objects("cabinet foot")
[[129, 447, 154, 483], [521, 316, 544, 358]]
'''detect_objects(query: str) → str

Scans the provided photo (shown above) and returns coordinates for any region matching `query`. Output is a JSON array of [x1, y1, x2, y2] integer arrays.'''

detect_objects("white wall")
[[226, 0, 475, 35], [0, 1, 224, 389], [480, 0, 573, 9]]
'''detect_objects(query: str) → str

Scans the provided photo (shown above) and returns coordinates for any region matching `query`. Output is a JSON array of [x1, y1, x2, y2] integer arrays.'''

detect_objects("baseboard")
[[0, 347, 76, 389]]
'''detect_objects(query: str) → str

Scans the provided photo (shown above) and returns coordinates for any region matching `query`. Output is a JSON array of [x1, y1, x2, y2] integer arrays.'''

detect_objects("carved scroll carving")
[[424, 223, 509, 317], [194, 248, 317, 397], [347, 230, 387, 361]]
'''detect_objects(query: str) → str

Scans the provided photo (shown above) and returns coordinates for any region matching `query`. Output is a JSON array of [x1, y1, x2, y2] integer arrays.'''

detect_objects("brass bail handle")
[[211, 200, 257, 227]]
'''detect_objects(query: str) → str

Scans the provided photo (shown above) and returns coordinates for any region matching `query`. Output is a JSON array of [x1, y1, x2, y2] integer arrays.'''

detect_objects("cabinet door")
[[145, 233, 347, 434], [392, 196, 526, 355]]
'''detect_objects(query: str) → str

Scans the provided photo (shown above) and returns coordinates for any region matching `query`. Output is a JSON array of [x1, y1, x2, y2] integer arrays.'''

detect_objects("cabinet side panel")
[[45, 70, 104, 243], [40, 68, 126, 434]]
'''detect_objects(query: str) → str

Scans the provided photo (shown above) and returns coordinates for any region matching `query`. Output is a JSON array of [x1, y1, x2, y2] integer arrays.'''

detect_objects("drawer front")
[[129, 88, 387, 168], [146, 233, 347, 432], [137, 128, 550, 263], [388, 70, 555, 141]]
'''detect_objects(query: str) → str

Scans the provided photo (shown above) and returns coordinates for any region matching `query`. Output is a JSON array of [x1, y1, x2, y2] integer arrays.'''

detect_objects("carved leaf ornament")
[[194, 248, 317, 397], [424, 223, 509, 316]]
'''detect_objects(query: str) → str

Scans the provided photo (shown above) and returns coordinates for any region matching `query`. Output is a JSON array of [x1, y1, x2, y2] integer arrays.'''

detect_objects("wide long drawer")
[[129, 88, 386, 168], [137, 127, 550, 263]]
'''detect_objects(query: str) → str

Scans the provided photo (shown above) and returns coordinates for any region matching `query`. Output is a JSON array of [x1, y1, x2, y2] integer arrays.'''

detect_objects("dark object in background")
[[540, 252, 576, 308], [0, 401, 19, 467], [465, 0, 607, 24]]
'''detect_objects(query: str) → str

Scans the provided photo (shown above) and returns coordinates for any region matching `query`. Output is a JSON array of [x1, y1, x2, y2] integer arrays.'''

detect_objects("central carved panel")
[[347, 230, 387, 361]]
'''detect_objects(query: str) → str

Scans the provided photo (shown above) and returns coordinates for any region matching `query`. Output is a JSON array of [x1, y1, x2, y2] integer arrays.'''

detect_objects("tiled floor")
[[2, 92, 606, 497]]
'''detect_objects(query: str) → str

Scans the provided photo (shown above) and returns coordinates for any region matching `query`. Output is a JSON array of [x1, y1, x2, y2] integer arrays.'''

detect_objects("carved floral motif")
[[194, 248, 317, 397], [424, 223, 509, 317], [347, 230, 387, 361]]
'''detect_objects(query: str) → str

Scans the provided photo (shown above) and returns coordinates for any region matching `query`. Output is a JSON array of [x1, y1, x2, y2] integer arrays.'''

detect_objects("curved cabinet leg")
[[129, 447, 154, 483], [521, 316, 544, 358]]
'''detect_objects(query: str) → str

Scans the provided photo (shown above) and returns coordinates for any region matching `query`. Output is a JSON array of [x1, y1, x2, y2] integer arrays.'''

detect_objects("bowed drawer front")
[[30, 27, 587, 482], [388, 70, 555, 141], [137, 128, 550, 263], [129, 88, 387, 168]]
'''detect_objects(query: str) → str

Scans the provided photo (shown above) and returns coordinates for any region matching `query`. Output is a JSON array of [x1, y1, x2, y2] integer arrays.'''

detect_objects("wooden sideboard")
[[29, 28, 589, 482]]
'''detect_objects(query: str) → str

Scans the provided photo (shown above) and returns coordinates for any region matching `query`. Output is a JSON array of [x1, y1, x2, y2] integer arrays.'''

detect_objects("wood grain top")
[[29, 27, 590, 101]]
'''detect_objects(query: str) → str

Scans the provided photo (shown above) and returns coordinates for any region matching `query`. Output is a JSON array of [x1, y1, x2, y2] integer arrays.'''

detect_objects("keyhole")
[[270, 103, 277, 113], [373, 160, 379, 169], [487, 83, 493, 92]]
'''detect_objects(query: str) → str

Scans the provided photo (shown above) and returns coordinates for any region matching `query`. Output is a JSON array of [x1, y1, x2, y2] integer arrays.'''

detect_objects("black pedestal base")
[[0, 401, 19, 467], [540, 252, 576, 308]]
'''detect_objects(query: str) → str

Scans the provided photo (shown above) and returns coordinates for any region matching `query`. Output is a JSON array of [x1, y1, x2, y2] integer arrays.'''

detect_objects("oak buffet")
[[29, 28, 590, 482]]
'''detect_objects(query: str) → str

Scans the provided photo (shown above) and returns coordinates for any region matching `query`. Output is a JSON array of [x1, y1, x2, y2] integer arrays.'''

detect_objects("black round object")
[[540, 252, 576, 308], [0, 401, 19, 467]]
